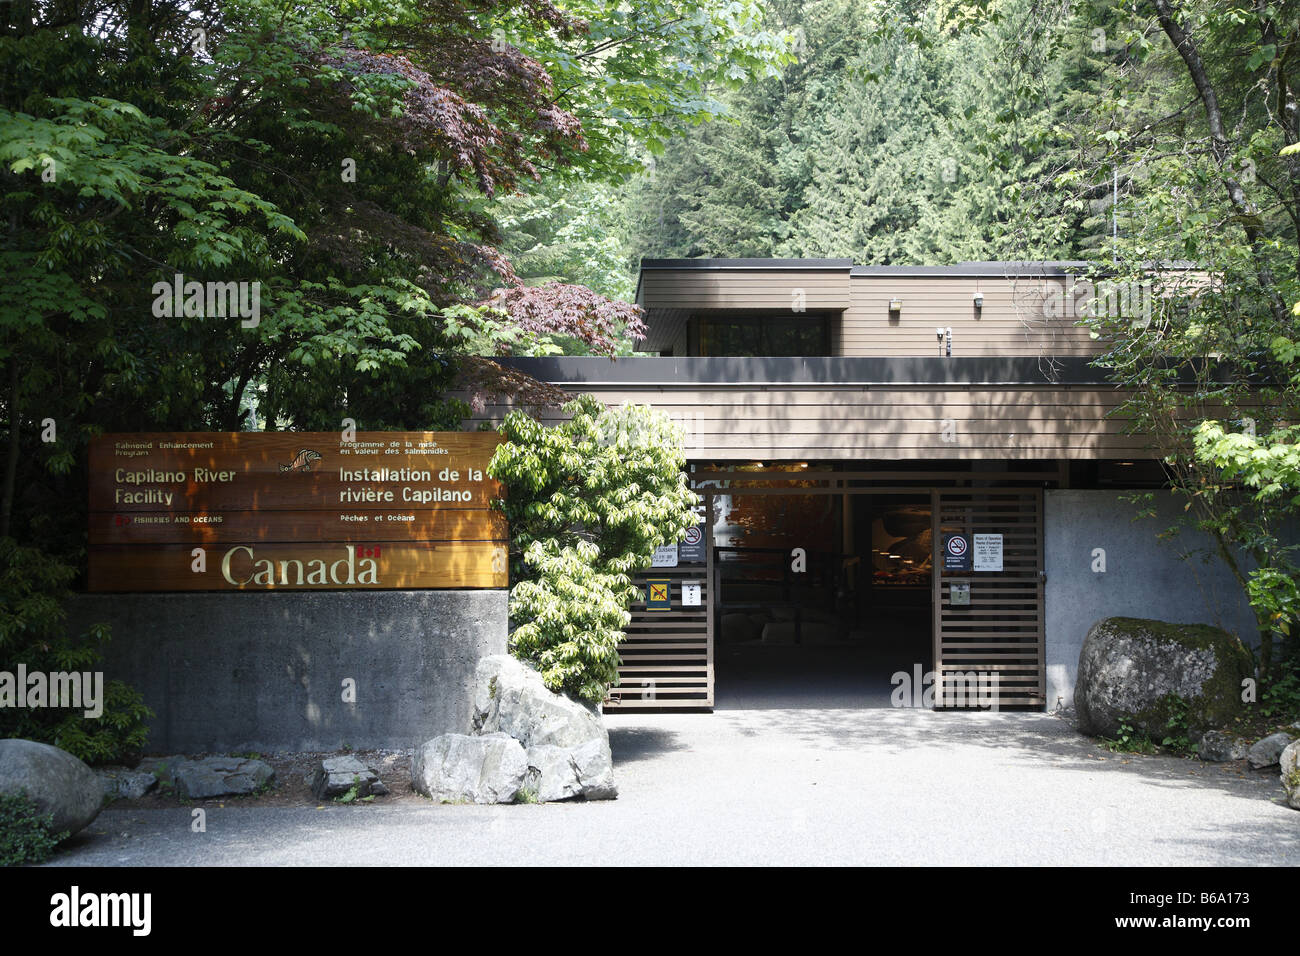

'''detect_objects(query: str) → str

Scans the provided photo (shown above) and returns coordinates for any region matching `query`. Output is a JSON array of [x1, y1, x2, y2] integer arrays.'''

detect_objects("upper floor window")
[[693, 313, 831, 356]]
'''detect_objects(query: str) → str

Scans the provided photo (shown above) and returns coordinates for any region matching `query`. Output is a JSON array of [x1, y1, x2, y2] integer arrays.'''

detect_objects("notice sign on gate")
[[646, 579, 672, 611], [651, 544, 679, 567], [943, 533, 971, 572], [679, 521, 706, 564], [973, 533, 1003, 572]]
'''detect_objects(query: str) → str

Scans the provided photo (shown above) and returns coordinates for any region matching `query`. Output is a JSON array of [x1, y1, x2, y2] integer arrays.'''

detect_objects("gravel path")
[[44, 708, 1298, 866]]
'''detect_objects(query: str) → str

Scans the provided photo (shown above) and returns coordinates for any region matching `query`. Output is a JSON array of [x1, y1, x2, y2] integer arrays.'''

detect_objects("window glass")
[[697, 315, 828, 356]]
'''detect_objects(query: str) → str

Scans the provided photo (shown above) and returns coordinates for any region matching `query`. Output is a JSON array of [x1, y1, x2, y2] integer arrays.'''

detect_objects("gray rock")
[[1247, 732, 1296, 770], [1196, 731, 1250, 762], [1075, 618, 1253, 738], [412, 733, 527, 804], [526, 739, 618, 802], [1281, 741, 1300, 811], [0, 738, 102, 837], [168, 756, 275, 798], [470, 655, 617, 800], [136, 755, 186, 785], [97, 768, 158, 801], [311, 756, 386, 800], [473, 655, 606, 749]]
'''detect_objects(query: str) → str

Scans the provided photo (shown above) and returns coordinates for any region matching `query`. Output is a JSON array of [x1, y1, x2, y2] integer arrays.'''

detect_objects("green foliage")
[[1, 0, 788, 573], [620, 0, 1096, 263], [1260, 650, 1300, 722], [335, 775, 374, 804], [1101, 718, 1157, 755], [488, 396, 699, 702], [0, 539, 152, 764], [1158, 694, 1193, 755], [0, 791, 67, 866]]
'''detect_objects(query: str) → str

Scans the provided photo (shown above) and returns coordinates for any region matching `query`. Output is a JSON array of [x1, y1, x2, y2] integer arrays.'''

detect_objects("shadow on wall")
[[1044, 490, 1265, 709]]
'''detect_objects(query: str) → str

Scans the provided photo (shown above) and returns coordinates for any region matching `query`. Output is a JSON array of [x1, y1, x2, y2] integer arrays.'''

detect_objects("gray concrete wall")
[[66, 590, 507, 753], [1044, 490, 1258, 709]]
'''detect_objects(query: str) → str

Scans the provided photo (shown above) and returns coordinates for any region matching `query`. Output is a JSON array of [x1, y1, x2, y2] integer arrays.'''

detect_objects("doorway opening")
[[605, 465, 1051, 712], [711, 487, 933, 709]]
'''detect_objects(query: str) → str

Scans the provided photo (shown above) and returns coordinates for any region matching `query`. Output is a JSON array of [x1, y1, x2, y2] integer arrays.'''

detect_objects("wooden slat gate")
[[605, 567, 714, 708], [932, 489, 1045, 708]]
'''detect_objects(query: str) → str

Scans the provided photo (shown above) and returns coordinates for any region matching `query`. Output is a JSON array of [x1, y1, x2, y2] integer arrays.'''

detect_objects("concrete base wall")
[[1044, 490, 1257, 709], [66, 590, 508, 753]]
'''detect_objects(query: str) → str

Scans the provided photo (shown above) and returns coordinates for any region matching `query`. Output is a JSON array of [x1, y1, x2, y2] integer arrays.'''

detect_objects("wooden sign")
[[88, 432, 508, 592]]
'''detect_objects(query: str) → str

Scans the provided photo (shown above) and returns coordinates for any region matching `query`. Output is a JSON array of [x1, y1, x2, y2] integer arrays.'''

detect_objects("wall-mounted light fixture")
[[972, 291, 984, 310], [888, 297, 903, 312]]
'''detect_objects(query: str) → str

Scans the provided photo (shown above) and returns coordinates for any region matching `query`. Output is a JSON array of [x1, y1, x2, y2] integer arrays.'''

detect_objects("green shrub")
[[1261, 649, 1300, 723], [0, 538, 152, 763], [0, 791, 67, 866], [489, 396, 699, 703]]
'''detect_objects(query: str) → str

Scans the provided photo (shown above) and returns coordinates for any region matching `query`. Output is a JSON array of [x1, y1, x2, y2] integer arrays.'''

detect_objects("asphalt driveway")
[[42, 707, 1299, 866]]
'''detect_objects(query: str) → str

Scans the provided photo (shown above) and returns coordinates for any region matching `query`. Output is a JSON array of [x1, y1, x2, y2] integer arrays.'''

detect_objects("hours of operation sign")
[[973, 533, 1003, 572], [88, 432, 508, 591]]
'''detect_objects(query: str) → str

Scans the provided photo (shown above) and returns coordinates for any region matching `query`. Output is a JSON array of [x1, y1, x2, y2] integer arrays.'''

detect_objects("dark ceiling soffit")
[[495, 356, 1125, 387]]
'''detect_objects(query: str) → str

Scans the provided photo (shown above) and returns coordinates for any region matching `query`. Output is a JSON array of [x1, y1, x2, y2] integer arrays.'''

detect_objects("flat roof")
[[635, 257, 1202, 305], [639, 258, 855, 270]]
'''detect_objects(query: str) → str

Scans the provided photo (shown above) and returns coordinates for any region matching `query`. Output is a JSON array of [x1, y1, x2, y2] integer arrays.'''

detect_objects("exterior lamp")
[[972, 291, 984, 310], [888, 297, 903, 312]]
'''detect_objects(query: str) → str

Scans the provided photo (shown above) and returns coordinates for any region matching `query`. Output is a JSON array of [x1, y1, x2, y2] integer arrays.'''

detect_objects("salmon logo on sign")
[[280, 448, 322, 473]]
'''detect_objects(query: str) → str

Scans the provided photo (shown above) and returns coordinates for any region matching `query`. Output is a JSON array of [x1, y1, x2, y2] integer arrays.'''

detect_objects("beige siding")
[[639, 269, 851, 311], [841, 277, 1099, 358], [470, 385, 1157, 460]]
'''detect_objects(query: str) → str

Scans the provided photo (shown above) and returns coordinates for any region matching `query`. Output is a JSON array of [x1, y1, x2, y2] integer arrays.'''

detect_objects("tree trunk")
[[1149, 0, 1291, 325]]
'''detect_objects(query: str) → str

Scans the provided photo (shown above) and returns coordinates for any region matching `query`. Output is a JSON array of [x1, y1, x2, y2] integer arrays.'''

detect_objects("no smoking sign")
[[944, 533, 971, 571]]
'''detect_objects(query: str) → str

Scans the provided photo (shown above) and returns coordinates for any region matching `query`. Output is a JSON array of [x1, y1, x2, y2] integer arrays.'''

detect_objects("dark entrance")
[[711, 487, 933, 708], [604, 465, 1053, 712]]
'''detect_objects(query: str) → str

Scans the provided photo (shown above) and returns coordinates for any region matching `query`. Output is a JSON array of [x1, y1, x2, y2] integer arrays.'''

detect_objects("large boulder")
[[526, 740, 618, 803], [472, 655, 617, 800], [412, 733, 528, 804], [0, 739, 102, 837], [473, 655, 604, 748], [1075, 618, 1253, 738], [1281, 741, 1300, 811]]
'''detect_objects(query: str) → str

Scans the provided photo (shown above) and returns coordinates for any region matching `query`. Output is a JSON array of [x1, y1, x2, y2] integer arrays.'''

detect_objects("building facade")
[[483, 259, 1258, 712]]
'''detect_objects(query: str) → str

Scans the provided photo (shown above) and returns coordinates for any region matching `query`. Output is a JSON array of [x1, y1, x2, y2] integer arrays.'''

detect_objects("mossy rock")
[[1076, 617, 1253, 738]]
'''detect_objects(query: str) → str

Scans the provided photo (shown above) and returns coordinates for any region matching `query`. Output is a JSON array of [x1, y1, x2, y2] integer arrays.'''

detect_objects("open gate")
[[932, 489, 1046, 708]]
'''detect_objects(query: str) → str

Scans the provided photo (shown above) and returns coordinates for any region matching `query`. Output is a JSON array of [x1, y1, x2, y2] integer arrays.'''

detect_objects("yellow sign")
[[646, 579, 672, 610]]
